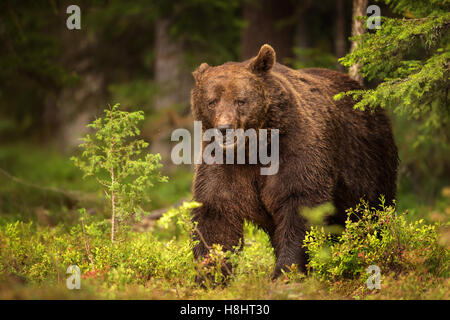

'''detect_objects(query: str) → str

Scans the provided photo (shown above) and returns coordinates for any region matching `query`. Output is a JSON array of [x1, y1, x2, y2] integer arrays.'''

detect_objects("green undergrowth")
[[0, 142, 192, 227], [0, 198, 448, 300], [304, 199, 449, 299]]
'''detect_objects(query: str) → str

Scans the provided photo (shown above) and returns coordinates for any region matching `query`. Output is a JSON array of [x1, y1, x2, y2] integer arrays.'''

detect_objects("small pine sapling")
[[71, 104, 167, 242]]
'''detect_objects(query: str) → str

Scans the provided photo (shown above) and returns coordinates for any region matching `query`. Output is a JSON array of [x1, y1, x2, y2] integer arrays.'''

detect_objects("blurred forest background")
[[0, 0, 448, 234], [0, 0, 449, 300]]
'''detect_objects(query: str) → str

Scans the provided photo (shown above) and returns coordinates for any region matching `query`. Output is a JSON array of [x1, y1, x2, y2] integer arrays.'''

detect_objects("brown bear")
[[190, 44, 398, 279]]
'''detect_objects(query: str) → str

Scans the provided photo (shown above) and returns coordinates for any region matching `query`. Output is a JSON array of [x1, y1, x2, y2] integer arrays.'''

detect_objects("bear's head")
[[191, 44, 278, 148]]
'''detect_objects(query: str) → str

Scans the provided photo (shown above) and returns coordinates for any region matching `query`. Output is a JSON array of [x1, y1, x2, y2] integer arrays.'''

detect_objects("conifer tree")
[[337, 0, 449, 146]]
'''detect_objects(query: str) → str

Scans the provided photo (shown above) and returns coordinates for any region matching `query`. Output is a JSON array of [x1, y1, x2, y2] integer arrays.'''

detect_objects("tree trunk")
[[241, 0, 296, 64], [152, 18, 193, 170], [154, 18, 191, 111], [44, 1, 105, 152], [334, 0, 347, 71], [349, 0, 368, 84]]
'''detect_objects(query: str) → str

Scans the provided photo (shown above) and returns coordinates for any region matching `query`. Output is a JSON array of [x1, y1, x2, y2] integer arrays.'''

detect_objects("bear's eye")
[[236, 100, 246, 107], [207, 99, 217, 109]]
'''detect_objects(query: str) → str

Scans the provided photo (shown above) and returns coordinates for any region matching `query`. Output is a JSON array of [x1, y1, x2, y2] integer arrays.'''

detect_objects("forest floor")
[[0, 144, 449, 300]]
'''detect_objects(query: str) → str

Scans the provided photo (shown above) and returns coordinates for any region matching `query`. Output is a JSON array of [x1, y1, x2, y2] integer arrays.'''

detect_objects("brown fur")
[[190, 44, 398, 278]]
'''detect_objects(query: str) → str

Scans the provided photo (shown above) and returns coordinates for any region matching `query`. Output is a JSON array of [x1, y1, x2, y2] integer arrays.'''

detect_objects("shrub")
[[71, 104, 167, 242], [0, 212, 198, 288], [304, 198, 449, 283]]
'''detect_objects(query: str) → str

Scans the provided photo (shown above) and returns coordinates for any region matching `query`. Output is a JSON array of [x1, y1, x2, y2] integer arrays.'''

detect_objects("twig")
[[81, 218, 95, 270], [141, 198, 190, 221], [110, 169, 116, 243], [193, 225, 232, 276], [0, 167, 94, 202]]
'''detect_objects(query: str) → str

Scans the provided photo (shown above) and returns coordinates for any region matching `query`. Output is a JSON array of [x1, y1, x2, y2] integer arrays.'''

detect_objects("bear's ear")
[[249, 44, 276, 74], [192, 62, 210, 84]]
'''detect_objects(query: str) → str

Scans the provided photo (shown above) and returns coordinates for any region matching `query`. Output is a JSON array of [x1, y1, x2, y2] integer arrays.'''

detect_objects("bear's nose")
[[217, 124, 233, 136]]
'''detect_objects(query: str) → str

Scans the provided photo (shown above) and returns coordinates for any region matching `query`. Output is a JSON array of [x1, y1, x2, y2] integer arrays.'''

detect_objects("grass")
[[0, 216, 448, 300], [0, 143, 448, 300]]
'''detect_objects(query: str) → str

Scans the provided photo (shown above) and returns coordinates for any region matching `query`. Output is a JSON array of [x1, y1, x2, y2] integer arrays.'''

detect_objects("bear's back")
[[272, 64, 362, 97]]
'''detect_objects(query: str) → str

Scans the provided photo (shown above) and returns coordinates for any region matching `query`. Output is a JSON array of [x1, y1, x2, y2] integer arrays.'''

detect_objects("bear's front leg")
[[191, 205, 244, 282], [270, 196, 308, 279]]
